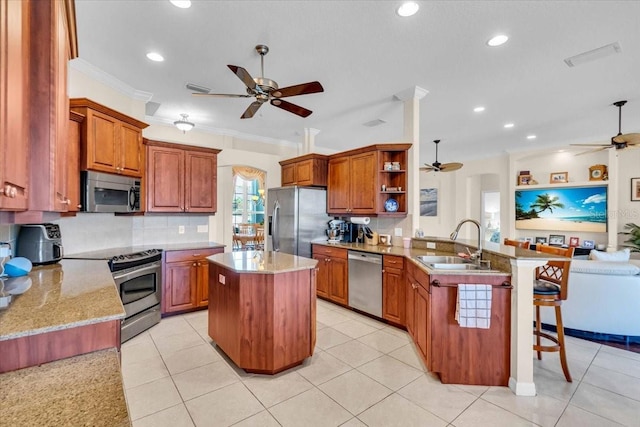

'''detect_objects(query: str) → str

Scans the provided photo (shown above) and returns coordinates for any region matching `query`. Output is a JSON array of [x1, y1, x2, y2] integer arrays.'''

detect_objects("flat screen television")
[[515, 185, 607, 232]]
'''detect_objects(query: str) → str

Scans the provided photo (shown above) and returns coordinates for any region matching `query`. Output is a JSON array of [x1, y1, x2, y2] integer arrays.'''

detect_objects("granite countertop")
[[0, 348, 130, 427], [0, 259, 125, 341], [64, 241, 225, 260], [208, 250, 317, 274]]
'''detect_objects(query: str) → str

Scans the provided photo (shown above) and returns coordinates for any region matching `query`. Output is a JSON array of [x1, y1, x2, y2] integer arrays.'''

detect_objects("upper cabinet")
[[279, 153, 328, 187], [0, 0, 29, 211], [70, 98, 149, 178], [145, 140, 221, 214], [327, 144, 411, 216]]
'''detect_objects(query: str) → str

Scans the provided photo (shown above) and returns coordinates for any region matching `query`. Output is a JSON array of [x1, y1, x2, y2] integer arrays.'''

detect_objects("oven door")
[[112, 260, 162, 319]]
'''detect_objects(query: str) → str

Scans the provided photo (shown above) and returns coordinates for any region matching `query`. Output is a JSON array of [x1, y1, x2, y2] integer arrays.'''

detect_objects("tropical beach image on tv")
[[515, 185, 607, 232]]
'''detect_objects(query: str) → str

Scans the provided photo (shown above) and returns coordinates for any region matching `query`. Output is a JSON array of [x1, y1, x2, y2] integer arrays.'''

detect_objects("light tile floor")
[[122, 299, 640, 427]]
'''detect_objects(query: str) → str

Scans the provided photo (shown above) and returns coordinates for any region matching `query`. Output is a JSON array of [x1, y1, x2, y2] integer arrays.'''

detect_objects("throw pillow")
[[589, 248, 631, 262]]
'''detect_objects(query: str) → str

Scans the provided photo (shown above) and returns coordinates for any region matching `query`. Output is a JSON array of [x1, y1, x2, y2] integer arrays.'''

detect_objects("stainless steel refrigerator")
[[267, 186, 332, 258]]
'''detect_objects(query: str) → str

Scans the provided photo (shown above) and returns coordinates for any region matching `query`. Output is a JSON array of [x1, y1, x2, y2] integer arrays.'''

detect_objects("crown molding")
[[69, 58, 153, 102]]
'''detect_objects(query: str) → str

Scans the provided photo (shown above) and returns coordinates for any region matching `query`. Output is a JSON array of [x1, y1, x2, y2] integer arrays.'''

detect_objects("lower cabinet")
[[405, 261, 430, 366], [311, 244, 348, 305], [162, 247, 223, 314], [382, 255, 405, 324]]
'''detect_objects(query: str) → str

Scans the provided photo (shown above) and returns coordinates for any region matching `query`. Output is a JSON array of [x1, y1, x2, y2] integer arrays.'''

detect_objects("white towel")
[[455, 284, 492, 329]]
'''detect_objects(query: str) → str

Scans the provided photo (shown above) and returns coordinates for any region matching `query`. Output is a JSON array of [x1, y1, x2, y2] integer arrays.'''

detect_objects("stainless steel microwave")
[[81, 171, 141, 213]]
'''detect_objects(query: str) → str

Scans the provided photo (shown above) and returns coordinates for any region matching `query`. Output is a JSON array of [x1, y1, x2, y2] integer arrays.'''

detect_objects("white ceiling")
[[74, 0, 640, 164]]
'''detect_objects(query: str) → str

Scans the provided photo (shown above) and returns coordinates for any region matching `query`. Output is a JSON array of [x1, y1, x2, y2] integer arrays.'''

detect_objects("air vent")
[[363, 119, 387, 127], [145, 101, 161, 116], [186, 83, 211, 93], [564, 42, 622, 67]]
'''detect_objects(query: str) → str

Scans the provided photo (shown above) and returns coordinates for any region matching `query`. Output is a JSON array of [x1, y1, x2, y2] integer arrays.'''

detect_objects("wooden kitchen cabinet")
[[162, 247, 224, 314], [405, 261, 431, 366], [145, 139, 221, 213], [312, 245, 348, 305], [70, 98, 148, 178], [382, 255, 405, 325], [279, 153, 328, 187], [65, 110, 84, 213], [378, 145, 410, 217], [0, 0, 29, 211]]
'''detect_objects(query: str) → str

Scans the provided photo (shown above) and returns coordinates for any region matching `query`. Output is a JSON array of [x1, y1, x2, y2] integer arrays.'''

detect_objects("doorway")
[[231, 166, 265, 251], [482, 191, 500, 243]]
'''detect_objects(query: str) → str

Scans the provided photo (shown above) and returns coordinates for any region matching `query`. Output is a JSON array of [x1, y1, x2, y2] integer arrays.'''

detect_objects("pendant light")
[[174, 114, 195, 133]]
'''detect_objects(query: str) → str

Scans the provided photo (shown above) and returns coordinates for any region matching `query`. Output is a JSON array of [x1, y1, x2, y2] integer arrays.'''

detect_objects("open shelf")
[[516, 180, 608, 190]]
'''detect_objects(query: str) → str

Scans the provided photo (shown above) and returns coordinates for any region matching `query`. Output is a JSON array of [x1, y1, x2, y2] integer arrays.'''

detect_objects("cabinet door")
[[66, 112, 83, 212], [406, 275, 416, 337], [328, 256, 349, 305], [312, 253, 329, 298], [185, 150, 217, 213], [146, 145, 184, 212], [415, 283, 429, 364], [327, 156, 350, 213], [281, 163, 296, 186], [119, 122, 143, 177], [163, 260, 198, 313], [350, 151, 377, 214], [382, 266, 405, 324], [295, 160, 314, 186], [196, 260, 210, 307], [86, 110, 119, 173], [0, 0, 28, 210]]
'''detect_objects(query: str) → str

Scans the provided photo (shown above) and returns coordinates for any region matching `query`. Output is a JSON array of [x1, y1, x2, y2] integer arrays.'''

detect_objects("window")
[[232, 176, 264, 225]]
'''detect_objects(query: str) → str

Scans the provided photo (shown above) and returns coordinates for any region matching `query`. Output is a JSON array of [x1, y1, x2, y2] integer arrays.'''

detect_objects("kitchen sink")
[[427, 263, 480, 270], [414, 255, 469, 264]]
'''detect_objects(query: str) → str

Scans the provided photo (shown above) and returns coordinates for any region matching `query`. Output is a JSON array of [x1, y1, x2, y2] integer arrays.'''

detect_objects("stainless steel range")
[[108, 249, 162, 343]]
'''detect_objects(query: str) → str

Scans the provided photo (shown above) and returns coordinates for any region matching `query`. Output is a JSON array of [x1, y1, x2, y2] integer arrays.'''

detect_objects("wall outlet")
[[394, 228, 403, 237], [197, 225, 208, 233], [178, 225, 185, 234], [426, 242, 436, 249], [218, 274, 225, 285]]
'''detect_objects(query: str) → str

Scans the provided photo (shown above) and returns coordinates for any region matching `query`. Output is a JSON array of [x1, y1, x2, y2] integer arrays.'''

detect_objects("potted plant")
[[620, 223, 640, 253]]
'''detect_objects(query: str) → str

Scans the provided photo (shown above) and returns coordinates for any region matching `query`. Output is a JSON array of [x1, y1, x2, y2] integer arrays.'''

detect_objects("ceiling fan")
[[572, 100, 640, 155], [193, 44, 324, 119], [420, 140, 463, 172]]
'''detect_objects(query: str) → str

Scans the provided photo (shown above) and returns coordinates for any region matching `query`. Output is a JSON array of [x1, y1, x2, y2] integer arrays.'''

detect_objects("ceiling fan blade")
[[570, 143, 610, 147], [574, 146, 610, 156], [241, 101, 263, 119], [192, 93, 252, 98], [438, 162, 463, 172], [271, 81, 324, 98], [227, 65, 256, 91], [613, 133, 640, 145], [270, 99, 312, 117], [420, 164, 440, 172]]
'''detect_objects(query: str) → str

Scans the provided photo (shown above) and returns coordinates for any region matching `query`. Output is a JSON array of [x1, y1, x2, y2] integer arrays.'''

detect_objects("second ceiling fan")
[[572, 100, 640, 155], [194, 44, 324, 119], [420, 140, 463, 172]]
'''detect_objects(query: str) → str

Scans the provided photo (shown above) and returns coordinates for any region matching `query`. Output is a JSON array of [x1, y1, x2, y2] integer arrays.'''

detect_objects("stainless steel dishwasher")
[[348, 250, 382, 317]]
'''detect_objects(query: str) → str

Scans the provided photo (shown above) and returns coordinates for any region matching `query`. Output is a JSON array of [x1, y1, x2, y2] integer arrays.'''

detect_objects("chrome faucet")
[[450, 219, 483, 264]]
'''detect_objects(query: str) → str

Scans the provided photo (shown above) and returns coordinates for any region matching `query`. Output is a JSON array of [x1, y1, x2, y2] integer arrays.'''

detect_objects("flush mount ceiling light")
[[174, 114, 194, 133], [487, 34, 509, 47], [527, 135, 537, 140], [397, 1, 419, 17], [146, 52, 164, 62], [504, 123, 514, 128], [170, 0, 191, 8], [564, 42, 621, 67], [473, 106, 485, 113]]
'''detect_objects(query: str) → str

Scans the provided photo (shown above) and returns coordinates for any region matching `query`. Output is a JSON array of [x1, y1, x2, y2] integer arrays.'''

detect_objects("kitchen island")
[[207, 251, 318, 374]]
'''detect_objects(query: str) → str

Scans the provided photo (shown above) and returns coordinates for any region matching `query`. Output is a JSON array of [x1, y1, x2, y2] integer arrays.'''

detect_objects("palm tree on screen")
[[530, 193, 564, 214]]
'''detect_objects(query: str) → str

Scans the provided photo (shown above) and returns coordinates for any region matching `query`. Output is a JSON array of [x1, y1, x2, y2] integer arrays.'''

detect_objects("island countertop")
[[207, 250, 317, 274], [0, 259, 125, 341]]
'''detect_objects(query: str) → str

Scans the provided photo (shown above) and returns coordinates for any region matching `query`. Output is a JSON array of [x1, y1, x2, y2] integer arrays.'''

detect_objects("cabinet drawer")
[[311, 245, 348, 259], [383, 255, 404, 269], [164, 247, 222, 263]]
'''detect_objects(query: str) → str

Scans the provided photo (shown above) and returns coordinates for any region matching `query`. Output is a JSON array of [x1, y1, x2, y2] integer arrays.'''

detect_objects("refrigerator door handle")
[[272, 200, 280, 251]]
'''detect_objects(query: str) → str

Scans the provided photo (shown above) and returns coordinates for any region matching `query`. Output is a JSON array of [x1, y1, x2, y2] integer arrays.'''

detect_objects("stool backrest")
[[535, 245, 574, 300], [504, 238, 530, 249]]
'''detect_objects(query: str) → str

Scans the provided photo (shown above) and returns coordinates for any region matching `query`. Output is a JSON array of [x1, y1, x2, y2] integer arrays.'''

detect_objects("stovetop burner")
[[108, 249, 163, 272]]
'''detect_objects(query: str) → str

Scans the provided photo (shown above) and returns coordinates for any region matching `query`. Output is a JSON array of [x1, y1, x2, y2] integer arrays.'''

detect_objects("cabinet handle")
[[2, 185, 17, 198], [77, 204, 82, 209], [193, 262, 197, 266], [411, 283, 417, 290], [62, 199, 71, 205], [192, 254, 201, 257], [382, 269, 385, 273]]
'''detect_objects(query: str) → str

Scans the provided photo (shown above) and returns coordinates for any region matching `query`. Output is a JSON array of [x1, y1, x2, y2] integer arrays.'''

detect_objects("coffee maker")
[[343, 223, 362, 243]]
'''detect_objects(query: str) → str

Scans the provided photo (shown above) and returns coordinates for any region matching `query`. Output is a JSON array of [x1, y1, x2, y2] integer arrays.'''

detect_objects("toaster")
[[16, 224, 64, 265]]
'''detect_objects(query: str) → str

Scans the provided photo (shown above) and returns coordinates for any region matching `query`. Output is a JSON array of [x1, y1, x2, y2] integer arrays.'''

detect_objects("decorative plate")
[[384, 198, 399, 212]]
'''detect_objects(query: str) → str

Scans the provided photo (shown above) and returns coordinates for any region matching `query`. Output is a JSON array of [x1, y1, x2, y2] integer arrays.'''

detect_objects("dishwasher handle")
[[347, 251, 382, 264]]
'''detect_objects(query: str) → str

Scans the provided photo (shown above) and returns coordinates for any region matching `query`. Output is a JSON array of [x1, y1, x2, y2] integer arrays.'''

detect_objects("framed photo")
[[518, 174, 532, 185], [524, 237, 534, 243], [550, 172, 568, 184], [535, 237, 547, 244], [632, 177, 640, 201], [569, 237, 579, 247], [549, 234, 565, 246], [582, 240, 595, 249]]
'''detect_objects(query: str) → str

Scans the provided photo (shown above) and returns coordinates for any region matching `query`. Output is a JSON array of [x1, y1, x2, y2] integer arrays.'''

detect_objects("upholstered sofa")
[[540, 257, 640, 340]]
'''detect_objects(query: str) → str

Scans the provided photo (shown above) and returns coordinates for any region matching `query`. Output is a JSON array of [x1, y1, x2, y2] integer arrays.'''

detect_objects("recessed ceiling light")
[[170, 0, 191, 8], [487, 34, 509, 47], [473, 106, 485, 113], [504, 123, 514, 128], [397, 2, 419, 17], [526, 135, 537, 140], [146, 52, 164, 62]]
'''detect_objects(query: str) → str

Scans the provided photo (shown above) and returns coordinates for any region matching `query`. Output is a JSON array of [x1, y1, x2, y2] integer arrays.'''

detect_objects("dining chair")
[[503, 238, 530, 249]]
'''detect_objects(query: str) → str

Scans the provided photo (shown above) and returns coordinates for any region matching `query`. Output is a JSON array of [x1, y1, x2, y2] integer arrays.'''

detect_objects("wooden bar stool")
[[533, 245, 574, 382], [504, 238, 530, 249]]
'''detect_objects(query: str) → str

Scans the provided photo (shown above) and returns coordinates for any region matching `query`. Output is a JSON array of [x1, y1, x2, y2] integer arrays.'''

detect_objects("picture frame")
[[582, 240, 595, 249], [535, 237, 547, 244], [632, 177, 640, 201], [518, 174, 532, 185], [550, 172, 568, 184], [569, 237, 579, 247], [524, 237, 534, 243], [549, 234, 565, 246]]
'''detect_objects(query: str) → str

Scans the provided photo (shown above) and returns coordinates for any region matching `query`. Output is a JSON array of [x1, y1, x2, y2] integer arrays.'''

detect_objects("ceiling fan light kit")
[[194, 44, 324, 119], [421, 140, 463, 173], [174, 113, 195, 133]]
